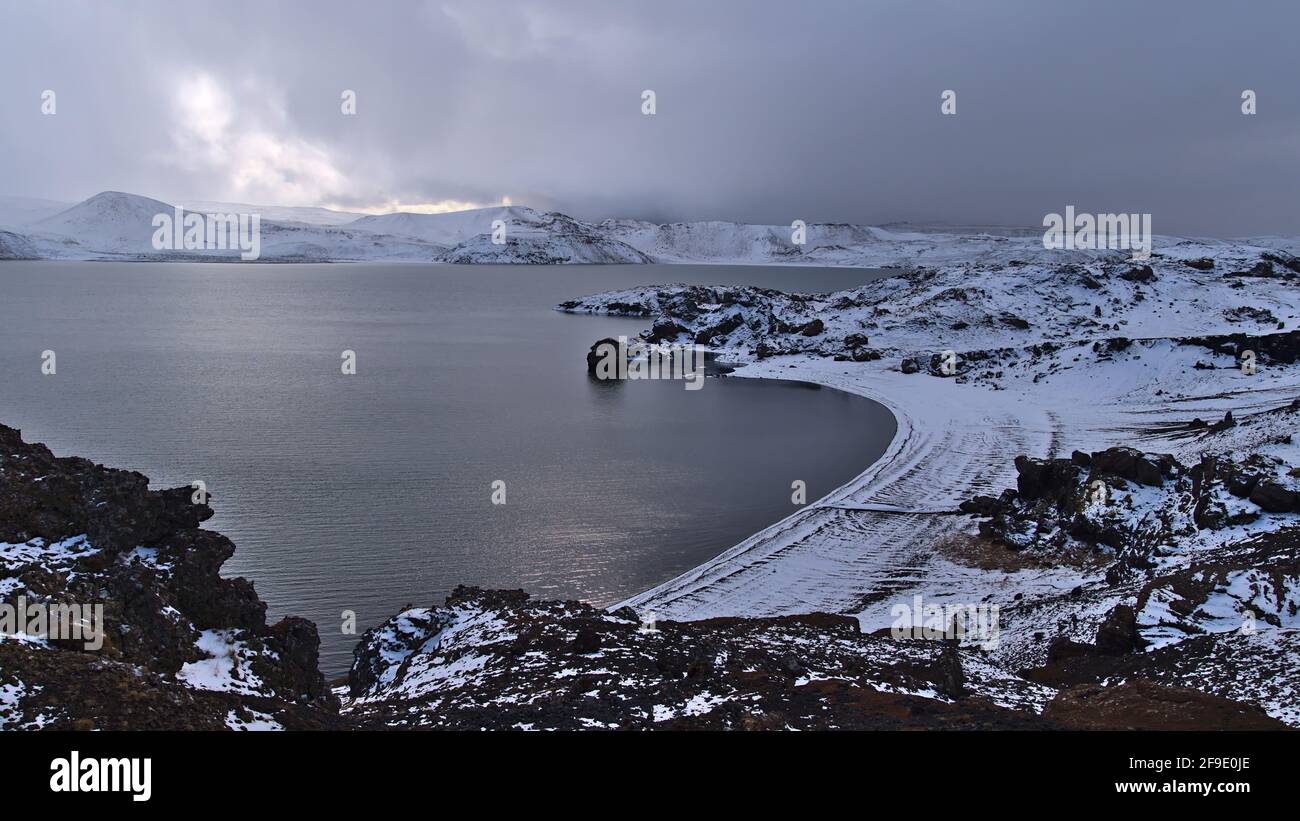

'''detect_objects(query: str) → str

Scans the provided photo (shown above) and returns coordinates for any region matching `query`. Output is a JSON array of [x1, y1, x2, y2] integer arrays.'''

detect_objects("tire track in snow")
[[620, 361, 1060, 620]]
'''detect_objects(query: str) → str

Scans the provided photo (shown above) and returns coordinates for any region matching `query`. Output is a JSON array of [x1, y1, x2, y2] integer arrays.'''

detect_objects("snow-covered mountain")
[[0, 192, 648, 263], [11, 191, 446, 262], [29, 191, 176, 255], [6, 189, 1300, 269], [347, 205, 535, 245], [177, 199, 366, 227], [349, 205, 653, 263]]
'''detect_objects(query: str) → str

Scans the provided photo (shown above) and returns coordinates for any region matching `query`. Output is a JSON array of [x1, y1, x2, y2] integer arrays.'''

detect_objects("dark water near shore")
[[0, 262, 897, 674]]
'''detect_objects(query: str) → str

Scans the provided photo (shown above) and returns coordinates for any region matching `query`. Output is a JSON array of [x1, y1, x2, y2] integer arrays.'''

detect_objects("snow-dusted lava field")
[[550, 232, 1300, 726]]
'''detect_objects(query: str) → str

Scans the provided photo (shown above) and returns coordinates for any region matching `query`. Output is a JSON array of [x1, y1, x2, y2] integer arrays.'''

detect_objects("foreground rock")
[[344, 587, 1061, 730], [0, 425, 342, 730], [341, 586, 1283, 730], [960, 439, 1299, 725], [962, 441, 1300, 563]]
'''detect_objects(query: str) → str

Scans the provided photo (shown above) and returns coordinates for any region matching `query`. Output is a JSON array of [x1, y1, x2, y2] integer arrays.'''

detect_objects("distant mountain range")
[[2, 190, 1296, 266]]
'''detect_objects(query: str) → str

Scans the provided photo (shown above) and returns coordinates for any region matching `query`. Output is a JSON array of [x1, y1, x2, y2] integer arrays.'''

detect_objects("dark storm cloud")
[[1, 0, 1298, 234]]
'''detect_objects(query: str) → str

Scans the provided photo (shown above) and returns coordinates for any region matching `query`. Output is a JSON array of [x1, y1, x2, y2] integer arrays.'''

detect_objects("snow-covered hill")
[[0, 230, 39, 260], [347, 205, 536, 245], [599, 218, 885, 265], [178, 199, 366, 227], [31, 191, 175, 255], [7, 190, 1300, 271], [8, 191, 446, 262], [349, 206, 653, 264], [1, 193, 648, 263]]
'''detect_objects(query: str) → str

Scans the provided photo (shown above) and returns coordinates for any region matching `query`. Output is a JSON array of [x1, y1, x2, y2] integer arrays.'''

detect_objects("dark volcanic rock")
[[0, 424, 339, 729], [797, 318, 825, 336], [1180, 329, 1300, 366], [1120, 265, 1156, 283], [0, 426, 212, 550], [965, 443, 1298, 557], [586, 337, 619, 375], [1093, 604, 1146, 655], [694, 313, 744, 345], [1229, 261, 1278, 279], [646, 319, 690, 343], [345, 587, 1054, 730], [1013, 454, 1082, 502], [1088, 446, 1170, 487], [1262, 251, 1300, 274], [1250, 481, 1300, 513]]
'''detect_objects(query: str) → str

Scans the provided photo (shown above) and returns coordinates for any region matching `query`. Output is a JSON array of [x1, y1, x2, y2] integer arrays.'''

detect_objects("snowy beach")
[[561, 232, 1300, 723]]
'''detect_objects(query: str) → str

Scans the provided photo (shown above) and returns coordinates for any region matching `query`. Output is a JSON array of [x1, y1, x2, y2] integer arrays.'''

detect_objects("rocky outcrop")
[[963, 445, 1298, 558], [0, 425, 342, 730], [344, 586, 1055, 730], [1180, 328, 1300, 366]]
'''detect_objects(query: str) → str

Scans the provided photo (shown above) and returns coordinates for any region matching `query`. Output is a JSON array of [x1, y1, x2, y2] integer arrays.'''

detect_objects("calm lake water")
[[0, 262, 897, 674]]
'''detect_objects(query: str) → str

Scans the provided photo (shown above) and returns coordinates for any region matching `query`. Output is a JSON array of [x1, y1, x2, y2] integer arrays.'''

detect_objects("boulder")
[[798, 318, 824, 337], [1088, 447, 1169, 486], [1013, 455, 1082, 503], [1120, 265, 1156, 283], [1093, 604, 1146, 655], [586, 338, 620, 375], [646, 319, 689, 343], [1250, 481, 1300, 513]]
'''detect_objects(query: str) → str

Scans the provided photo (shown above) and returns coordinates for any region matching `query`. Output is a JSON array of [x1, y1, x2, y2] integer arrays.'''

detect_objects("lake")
[[0, 262, 898, 674]]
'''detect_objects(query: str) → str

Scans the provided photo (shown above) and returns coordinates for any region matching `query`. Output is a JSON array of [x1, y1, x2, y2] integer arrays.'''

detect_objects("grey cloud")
[[1, 0, 1298, 234]]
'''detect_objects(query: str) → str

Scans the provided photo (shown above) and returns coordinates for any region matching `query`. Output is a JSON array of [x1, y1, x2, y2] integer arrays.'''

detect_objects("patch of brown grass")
[[935, 532, 1108, 572]]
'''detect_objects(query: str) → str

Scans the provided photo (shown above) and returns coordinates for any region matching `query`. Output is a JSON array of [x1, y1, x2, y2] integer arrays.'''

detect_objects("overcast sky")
[[1, 0, 1298, 234]]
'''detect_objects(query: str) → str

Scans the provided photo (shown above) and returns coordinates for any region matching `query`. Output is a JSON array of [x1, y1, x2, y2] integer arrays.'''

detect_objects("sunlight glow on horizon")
[[337, 196, 515, 216]]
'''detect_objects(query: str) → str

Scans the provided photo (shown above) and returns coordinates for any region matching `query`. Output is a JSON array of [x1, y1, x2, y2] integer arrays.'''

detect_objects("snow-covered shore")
[[560, 238, 1300, 723]]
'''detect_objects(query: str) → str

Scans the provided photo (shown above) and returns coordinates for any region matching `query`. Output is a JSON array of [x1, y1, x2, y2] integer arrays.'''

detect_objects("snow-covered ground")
[[561, 239, 1300, 723]]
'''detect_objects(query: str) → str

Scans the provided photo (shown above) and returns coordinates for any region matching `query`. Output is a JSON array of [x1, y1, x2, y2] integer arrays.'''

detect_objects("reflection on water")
[[0, 261, 897, 673]]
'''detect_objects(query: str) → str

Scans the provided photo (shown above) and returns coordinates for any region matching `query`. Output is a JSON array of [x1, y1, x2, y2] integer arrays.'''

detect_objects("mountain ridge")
[[6, 190, 1300, 267]]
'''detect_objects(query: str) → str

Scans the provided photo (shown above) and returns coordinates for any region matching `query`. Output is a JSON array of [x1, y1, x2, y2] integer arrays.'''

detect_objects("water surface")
[[0, 262, 897, 673]]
